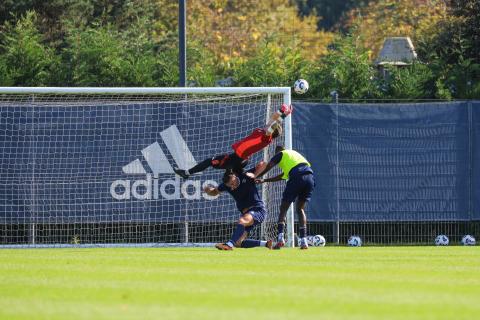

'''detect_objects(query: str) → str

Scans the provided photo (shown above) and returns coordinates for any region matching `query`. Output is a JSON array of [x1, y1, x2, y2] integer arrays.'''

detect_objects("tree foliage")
[[0, 0, 478, 100], [232, 40, 308, 87], [305, 34, 379, 101], [188, 0, 333, 70], [346, 0, 448, 60], [0, 11, 60, 86], [65, 24, 160, 86], [415, 0, 480, 98], [295, 0, 374, 31], [382, 62, 436, 99]]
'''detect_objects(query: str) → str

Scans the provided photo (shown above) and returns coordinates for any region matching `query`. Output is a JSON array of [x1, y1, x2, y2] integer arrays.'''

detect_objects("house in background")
[[376, 37, 418, 78]]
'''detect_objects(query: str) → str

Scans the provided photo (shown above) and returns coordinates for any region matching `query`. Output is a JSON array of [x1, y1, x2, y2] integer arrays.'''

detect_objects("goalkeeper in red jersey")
[[173, 103, 293, 178]]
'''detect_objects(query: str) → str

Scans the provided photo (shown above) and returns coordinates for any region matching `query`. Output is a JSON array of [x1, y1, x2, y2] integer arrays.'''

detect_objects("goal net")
[[0, 87, 291, 248]]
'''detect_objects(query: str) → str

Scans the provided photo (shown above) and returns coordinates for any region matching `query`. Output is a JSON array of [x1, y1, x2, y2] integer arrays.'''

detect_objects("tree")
[[346, 0, 448, 61], [232, 40, 308, 87], [295, 0, 375, 31], [448, 0, 480, 63], [1, 0, 335, 87], [0, 11, 60, 86], [64, 23, 166, 86], [305, 34, 381, 101], [187, 0, 334, 75], [416, 0, 480, 98], [382, 62, 436, 99]]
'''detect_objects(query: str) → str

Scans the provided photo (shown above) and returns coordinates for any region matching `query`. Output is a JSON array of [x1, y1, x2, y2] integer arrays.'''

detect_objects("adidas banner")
[[0, 101, 271, 223]]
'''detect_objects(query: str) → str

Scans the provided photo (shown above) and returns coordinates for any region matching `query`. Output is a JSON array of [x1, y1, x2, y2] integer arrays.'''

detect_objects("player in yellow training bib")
[[255, 146, 315, 249]]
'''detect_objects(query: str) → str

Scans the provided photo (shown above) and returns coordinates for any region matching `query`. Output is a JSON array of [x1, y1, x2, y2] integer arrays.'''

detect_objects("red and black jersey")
[[231, 128, 272, 160]]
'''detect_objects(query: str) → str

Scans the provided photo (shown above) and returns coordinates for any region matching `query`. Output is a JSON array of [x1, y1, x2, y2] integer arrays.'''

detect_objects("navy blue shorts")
[[282, 173, 315, 204], [243, 206, 267, 233]]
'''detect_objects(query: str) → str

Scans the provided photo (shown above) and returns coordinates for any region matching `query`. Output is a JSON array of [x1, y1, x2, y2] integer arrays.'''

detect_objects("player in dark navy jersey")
[[173, 104, 292, 178], [204, 162, 273, 250]]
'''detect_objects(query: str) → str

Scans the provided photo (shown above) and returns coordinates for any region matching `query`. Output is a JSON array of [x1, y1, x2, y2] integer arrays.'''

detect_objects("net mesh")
[[0, 92, 287, 247]]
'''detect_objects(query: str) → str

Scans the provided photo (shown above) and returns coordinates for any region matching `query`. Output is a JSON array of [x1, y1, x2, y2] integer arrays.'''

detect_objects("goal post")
[[282, 88, 295, 247], [0, 86, 292, 248]]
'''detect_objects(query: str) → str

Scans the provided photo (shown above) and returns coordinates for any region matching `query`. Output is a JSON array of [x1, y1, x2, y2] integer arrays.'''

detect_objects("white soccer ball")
[[347, 235, 362, 247], [305, 236, 314, 246], [461, 235, 476, 246], [311, 235, 326, 247], [294, 79, 309, 94], [435, 234, 449, 246]]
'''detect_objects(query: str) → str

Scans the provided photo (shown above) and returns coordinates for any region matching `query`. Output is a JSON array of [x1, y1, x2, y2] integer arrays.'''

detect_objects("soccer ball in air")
[[347, 235, 362, 247], [294, 79, 309, 94], [435, 234, 449, 246], [461, 235, 476, 246], [311, 235, 326, 247]]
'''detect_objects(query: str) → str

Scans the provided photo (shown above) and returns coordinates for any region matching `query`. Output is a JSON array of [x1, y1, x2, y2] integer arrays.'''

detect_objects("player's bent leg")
[[238, 213, 255, 226], [297, 200, 309, 250], [273, 200, 292, 250], [174, 156, 218, 178], [238, 208, 271, 249], [238, 223, 271, 249], [217, 213, 255, 250], [297, 174, 315, 249], [239, 239, 272, 249], [173, 167, 190, 179], [234, 231, 249, 248]]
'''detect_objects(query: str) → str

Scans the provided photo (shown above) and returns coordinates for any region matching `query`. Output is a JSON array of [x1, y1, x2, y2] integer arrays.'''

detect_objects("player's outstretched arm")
[[273, 104, 293, 121], [265, 120, 282, 137], [253, 161, 267, 177], [245, 160, 269, 179], [264, 104, 292, 134], [203, 185, 220, 197], [255, 161, 276, 178], [256, 173, 283, 184]]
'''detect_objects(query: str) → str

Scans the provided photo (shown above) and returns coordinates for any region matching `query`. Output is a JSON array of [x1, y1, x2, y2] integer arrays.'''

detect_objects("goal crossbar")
[[0, 87, 290, 95]]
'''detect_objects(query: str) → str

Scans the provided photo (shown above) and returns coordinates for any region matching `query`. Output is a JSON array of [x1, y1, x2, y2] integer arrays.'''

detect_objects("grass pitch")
[[1, 246, 479, 320]]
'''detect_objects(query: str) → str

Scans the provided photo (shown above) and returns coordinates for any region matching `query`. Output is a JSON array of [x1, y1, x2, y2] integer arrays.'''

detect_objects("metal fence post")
[[331, 91, 340, 245]]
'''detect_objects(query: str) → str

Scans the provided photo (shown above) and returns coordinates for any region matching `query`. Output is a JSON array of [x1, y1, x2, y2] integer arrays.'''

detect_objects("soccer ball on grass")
[[311, 235, 326, 247], [347, 235, 362, 247], [305, 235, 326, 247], [461, 235, 476, 246], [435, 234, 449, 246]]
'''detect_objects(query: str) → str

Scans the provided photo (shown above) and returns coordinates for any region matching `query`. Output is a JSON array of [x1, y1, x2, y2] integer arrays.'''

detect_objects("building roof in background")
[[376, 37, 417, 66]]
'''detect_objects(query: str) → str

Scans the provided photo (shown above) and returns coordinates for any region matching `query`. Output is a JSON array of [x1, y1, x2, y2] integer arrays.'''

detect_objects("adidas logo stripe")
[[110, 124, 218, 201], [122, 125, 197, 177]]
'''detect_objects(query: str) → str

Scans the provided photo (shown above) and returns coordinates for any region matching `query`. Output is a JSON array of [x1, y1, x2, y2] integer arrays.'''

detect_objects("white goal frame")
[[0, 86, 293, 248]]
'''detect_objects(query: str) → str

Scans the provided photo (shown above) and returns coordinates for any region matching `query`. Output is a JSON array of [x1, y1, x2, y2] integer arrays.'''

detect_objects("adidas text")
[[110, 174, 219, 200]]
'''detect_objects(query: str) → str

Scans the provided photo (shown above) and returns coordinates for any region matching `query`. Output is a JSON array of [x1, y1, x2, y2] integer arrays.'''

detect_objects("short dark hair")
[[222, 169, 235, 183], [275, 145, 285, 154]]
